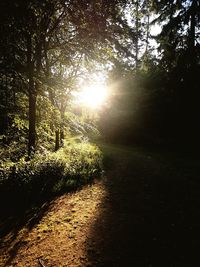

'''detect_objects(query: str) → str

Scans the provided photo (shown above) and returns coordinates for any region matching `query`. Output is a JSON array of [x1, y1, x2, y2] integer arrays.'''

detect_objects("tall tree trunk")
[[5, 75, 8, 131], [48, 88, 60, 150], [145, 0, 150, 54], [135, 0, 139, 73], [60, 101, 66, 146], [28, 85, 36, 156], [2, 75, 9, 133], [187, 0, 197, 136], [188, 0, 196, 67], [44, 42, 60, 149], [27, 35, 36, 157]]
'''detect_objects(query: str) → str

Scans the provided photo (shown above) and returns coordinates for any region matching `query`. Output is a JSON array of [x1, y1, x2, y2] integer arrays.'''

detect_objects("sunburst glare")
[[78, 84, 108, 109]]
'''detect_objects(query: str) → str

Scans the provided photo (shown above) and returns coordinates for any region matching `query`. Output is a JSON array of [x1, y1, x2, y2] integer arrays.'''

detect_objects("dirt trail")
[[0, 180, 107, 267], [1, 144, 200, 266]]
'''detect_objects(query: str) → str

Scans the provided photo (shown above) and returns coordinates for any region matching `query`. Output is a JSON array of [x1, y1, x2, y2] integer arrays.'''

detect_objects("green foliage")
[[64, 111, 100, 139], [0, 113, 28, 161], [0, 141, 102, 212]]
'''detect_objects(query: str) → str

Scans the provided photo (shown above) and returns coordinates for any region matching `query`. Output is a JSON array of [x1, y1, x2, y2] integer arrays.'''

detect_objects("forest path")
[[1, 143, 200, 266]]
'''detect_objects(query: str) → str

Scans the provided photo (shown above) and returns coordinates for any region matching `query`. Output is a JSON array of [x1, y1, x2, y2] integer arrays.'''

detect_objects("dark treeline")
[[100, 0, 200, 149]]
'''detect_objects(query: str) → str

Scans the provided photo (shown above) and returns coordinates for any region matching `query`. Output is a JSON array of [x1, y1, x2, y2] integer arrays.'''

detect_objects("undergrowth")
[[0, 140, 103, 214]]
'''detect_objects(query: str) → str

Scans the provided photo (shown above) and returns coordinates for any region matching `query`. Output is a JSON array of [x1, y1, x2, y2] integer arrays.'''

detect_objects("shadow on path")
[[0, 199, 54, 267], [87, 144, 200, 266]]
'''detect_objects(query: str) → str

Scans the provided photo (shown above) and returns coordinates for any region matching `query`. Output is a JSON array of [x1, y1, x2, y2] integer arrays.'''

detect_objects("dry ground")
[[0, 179, 107, 267], [1, 144, 200, 266]]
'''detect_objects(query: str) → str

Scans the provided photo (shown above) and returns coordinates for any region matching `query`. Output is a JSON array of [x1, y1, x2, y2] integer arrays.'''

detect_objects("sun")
[[78, 84, 108, 109]]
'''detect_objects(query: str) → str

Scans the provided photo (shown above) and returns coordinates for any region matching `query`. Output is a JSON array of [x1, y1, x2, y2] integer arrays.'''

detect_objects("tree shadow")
[[0, 177, 96, 266], [0, 195, 55, 266], [86, 145, 200, 266]]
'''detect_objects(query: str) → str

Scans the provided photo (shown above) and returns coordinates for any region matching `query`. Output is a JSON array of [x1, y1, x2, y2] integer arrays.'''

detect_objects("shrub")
[[0, 141, 103, 213]]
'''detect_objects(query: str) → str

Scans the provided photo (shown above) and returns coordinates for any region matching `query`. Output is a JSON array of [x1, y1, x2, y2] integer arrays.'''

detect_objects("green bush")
[[0, 141, 103, 212]]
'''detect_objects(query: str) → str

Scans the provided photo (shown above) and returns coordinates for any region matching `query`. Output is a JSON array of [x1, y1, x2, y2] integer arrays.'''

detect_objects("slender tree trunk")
[[145, 0, 150, 54], [48, 88, 60, 150], [44, 43, 60, 149], [187, 0, 197, 136], [48, 89, 55, 130], [188, 0, 196, 67], [55, 129, 60, 151], [60, 102, 66, 146], [28, 85, 36, 156], [60, 122, 64, 146], [4, 75, 8, 133], [13, 86, 16, 107], [27, 35, 36, 157], [135, 0, 139, 73], [0, 76, 9, 134]]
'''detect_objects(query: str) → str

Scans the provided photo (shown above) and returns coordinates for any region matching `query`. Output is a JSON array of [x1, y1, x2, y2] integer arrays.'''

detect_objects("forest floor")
[[1, 143, 200, 267]]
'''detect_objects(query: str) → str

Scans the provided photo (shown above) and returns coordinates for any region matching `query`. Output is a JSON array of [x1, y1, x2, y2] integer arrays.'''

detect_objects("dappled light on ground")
[[0, 181, 107, 267]]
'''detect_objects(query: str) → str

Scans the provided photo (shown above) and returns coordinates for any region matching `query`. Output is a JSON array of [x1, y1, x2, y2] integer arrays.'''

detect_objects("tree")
[[1, 0, 139, 155], [149, 0, 200, 142]]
